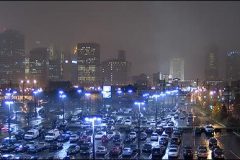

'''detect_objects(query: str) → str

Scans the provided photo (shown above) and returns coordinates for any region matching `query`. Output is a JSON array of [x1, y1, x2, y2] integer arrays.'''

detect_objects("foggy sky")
[[1, 1, 240, 80]]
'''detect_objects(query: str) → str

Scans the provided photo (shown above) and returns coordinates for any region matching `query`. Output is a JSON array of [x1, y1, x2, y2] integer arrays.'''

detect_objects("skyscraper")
[[226, 51, 240, 81], [29, 47, 49, 87], [205, 49, 219, 81], [170, 58, 184, 81], [101, 50, 129, 86], [0, 29, 25, 85], [76, 43, 100, 86]]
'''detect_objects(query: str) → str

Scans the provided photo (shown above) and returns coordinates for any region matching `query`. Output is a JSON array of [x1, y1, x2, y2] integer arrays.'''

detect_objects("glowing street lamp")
[[5, 97, 14, 141], [85, 117, 101, 160], [59, 91, 66, 123], [134, 101, 145, 159]]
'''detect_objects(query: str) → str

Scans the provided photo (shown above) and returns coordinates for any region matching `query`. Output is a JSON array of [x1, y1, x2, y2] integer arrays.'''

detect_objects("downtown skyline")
[[1, 1, 240, 80]]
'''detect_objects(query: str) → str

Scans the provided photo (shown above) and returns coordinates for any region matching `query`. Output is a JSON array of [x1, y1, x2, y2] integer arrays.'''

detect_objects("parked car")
[[69, 134, 79, 143], [67, 145, 80, 155], [45, 129, 60, 141], [168, 147, 179, 158], [96, 146, 107, 155], [24, 129, 39, 140], [142, 143, 152, 153], [209, 137, 218, 148], [57, 134, 70, 142], [122, 147, 133, 159], [95, 131, 106, 140], [150, 132, 159, 141], [140, 132, 147, 141], [109, 145, 122, 157], [212, 148, 224, 159], [49, 142, 63, 151], [152, 145, 165, 159]]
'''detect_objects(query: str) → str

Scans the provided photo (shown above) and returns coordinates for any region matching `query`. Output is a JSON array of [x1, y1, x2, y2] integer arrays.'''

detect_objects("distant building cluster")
[[0, 29, 131, 88]]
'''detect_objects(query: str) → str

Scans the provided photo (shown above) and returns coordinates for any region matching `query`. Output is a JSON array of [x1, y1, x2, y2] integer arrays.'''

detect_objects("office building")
[[29, 47, 49, 87], [0, 29, 25, 85], [226, 50, 240, 81], [76, 43, 100, 86], [101, 50, 129, 86], [170, 58, 184, 81], [205, 50, 219, 81]]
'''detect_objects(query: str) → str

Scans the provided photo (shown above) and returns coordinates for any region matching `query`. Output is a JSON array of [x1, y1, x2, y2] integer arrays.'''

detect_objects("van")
[[24, 129, 39, 140], [45, 129, 60, 141]]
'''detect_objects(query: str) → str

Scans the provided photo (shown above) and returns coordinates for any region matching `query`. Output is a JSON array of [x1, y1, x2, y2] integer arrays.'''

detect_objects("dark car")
[[57, 134, 70, 142], [183, 146, 193, 159], [130, 144, 139, 154], [124, 135, 135, 144], [171, 137, 181, 145], [159, 137, 168, 146], [112, 134, 122, 143], [109, 146, 122, 157], [145, 127, 153, 134], [27, 144, 44, 153], [209, 137, 218, 149], [165, 127, 173, 135], [140, 132, 147, 141], [0, 144, 16, 153], [15, 144, 29, 153], [79, 142, 92, 155], [142, 143, 152, 154], [67, 144, 80, 155], [49, 142, 63, 151], [152, 145, 165, 159], [14, 129, 25, 140], [212, 148, 224, 159], [156, 127, 164, 135]]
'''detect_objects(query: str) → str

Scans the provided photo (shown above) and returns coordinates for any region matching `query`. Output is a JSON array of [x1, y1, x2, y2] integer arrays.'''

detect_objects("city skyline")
[[1, 2, 240, 79]]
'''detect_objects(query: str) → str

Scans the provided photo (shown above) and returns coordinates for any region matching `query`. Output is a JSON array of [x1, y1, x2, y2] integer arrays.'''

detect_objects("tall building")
[[76, 43, 100, 86], [101, 50, 129, 86], [170, 58, 184, 81], [29, 47, 49, 87], [0, 29, 25, 85], [48, 46, 62, 81], [205, 49, 219, 81], [226, 50, 240, 81]]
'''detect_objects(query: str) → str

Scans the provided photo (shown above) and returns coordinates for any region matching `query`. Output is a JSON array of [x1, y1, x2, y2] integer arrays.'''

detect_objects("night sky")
[[1, 1, 240, 80]]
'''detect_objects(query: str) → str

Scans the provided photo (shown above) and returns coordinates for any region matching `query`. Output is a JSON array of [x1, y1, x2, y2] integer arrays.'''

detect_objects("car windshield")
[[26, 132, 34, 135], [46, 133, 55, 136], [169, 149, 177, 152]]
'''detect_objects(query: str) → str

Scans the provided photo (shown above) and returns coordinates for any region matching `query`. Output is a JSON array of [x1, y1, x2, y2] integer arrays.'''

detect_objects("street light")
[[85, 117, 101, 160], [5, 94, 14, 142], [134, 101, 145, 160], [85, 93, 91, 114], [33, 90, 38, 117], [152, 94, 160, 129], [59, 91, 66, 124]]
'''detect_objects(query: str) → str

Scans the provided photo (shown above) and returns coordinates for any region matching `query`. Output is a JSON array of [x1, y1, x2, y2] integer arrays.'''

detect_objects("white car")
[[95, 131, 106, 140], [24, 129, 39, 140], [204, 125, 214, 133], [45, 129, 60, 141], [96, 146, 107, 155], [107, 131, 114, 139], [69, 134, 79, 143], [150, 132, 159, 141], [161, 132, 169, 139], [150, 120, 156, 126], [124, 119, 132, 126], [168, 147, 179, 158], [129, 132, 137, 139]]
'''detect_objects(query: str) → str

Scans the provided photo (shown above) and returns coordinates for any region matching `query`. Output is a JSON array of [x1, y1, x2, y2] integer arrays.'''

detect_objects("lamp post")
[[134, 101, 145, 160], [33, 90, 38, 117], [152, 94, 160, 129], [59, 91, 66, 124], [85, 117, 101, 160], [5, 93, 14, 141], [85, 93, 91, 114]]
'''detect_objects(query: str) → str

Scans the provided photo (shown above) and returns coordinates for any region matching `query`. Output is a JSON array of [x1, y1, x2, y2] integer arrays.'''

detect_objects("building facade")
[[170, 58, 184, 81], [0, 29, 25, 85], [226, 51, 240, 82], [76, 43, 100, 86], [101, 50, 129, 86], [29, 47, 49, 87], [205, 51, 218, 81]]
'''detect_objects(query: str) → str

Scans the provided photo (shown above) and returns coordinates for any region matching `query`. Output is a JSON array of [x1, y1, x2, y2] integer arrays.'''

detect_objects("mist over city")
[[0, 1, 240, 160]]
